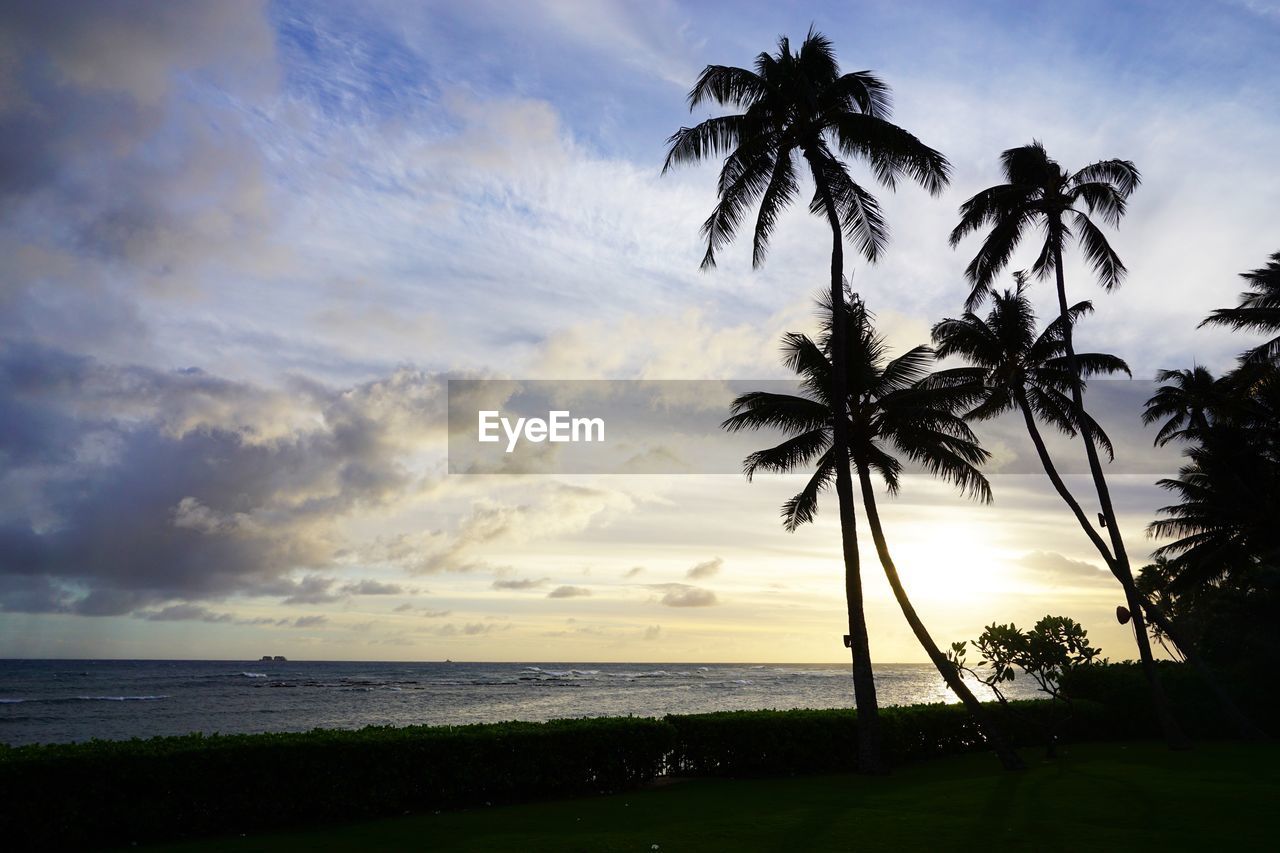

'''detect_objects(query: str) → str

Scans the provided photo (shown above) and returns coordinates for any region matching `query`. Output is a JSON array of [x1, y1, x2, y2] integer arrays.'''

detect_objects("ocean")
[[0, 659, 1046, 746]]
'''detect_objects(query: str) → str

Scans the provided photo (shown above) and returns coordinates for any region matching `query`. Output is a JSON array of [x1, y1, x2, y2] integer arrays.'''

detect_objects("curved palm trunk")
[[855, 465, 1025, 770], [1017, 395, 1265, 739], [808, 152, 883, 774], [1049, 244, 1189, 750]]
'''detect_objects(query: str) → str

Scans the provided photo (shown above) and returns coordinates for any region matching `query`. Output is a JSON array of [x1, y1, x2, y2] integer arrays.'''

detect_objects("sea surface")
[[0, 659, 1046, 746]]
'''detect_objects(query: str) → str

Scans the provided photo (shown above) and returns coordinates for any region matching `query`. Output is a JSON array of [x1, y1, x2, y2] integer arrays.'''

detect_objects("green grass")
[[145, 741, 1280, 852]]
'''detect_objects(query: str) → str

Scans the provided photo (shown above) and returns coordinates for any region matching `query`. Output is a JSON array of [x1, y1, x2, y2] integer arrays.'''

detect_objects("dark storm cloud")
[[0, 342, 441, 616]]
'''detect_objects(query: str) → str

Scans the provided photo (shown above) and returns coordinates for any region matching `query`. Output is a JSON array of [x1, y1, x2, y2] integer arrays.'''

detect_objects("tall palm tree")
[[1200, 252, 1280, 364], [930, 281, 1130, 568], [724, 294, 1025, 771], [936, 284, 1265, 739], [665, 28, 950, 773], [950, 142, 1190, 749]]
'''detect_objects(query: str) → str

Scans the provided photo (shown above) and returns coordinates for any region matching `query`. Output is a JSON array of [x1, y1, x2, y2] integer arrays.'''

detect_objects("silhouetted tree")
[[930, 279, 1130, 569], [1141, 363, 1280, 689], [1199, 252, 1280, 364], [1146, 364, 1280, 594], [935, 280, 1263, 738], [1141, 367, 1232, 447], [950, 142, 1189, 749], [948, 615, 1101, 757], [665, 28, 950, 773], [725, 293, 1024, 771]]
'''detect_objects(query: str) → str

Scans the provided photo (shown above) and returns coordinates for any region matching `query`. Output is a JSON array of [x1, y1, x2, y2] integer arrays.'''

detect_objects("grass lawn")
[[145, 741, 1280, 852]]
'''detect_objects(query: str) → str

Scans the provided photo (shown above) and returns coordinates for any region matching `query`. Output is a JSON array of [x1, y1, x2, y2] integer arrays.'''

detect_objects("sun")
[[869, 518, 1013, 605]]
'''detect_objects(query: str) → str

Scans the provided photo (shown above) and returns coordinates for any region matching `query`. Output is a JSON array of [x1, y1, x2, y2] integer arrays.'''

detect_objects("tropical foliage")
[[1141, 270, 1280, 668], [725, 293, 1024, 770], [666, 27, 950, 773], [668, 29, 1275, 769]]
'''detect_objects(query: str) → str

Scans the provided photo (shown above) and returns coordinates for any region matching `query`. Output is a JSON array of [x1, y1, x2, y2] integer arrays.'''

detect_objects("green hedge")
[[667, 700, 1115, 777], [0, 716, 675, 849], [0, 698, 1128, 849], [1060, 661, 1275, 739]]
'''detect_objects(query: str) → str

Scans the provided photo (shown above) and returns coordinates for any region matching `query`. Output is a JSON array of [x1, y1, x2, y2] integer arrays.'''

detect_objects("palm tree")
[[1200, 252, 1280, 364], [665, 28, 950, 773], [950, 142, 1190, 749], [724, 293, 1025, 771], [1141, 367, 1230, 447], [930, 280, 1130, 569]]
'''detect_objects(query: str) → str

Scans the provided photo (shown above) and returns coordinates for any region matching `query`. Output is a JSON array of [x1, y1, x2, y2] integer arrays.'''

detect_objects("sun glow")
[[873, 520, 1012, 605]]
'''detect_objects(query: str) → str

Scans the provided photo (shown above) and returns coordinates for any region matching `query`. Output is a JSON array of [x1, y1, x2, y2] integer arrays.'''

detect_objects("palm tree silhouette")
[[665, 28, 949, 773], [950, 142, 1190, 749], [930, 279, 1130, 567], [1141, 367, 1231, 447], [1199, 252, 1280, 364], [725, 292, 1025, 771]]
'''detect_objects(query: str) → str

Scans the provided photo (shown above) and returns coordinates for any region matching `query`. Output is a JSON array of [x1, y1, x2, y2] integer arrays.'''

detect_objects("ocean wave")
[[2, 695, 171, 705], [241, 672, 268, 678], [520, 667, 600, 680]]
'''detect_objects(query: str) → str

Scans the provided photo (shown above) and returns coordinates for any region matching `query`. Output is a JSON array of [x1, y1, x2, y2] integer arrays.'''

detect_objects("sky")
[[0, 0, 1277, 662]]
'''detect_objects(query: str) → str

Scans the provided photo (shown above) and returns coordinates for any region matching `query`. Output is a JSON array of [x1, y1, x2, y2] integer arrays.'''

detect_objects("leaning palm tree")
[[950, 142, 1190, 749], [665, 28, 950, 773], [725, 293, 1025, 771], [1199, 252, 1280, 364], [930, 280, 1130, 568]]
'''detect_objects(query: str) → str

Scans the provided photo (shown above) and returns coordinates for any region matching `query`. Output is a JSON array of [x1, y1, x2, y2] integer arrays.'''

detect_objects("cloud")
[[134, 604, 234, 623], [276, 576, 342, 605], [643, 624, 661, 640], [547, 585, 592, 599], [430, 622, 497, 637], [340, 579, 405, 595], [493, 577, 549, 590], [419, 483, 631, 573], [1016, 551, 1113, 586], [647, 583, 718, 608], [623, 566, 645, 578], [0, 344, 438, 616], [686, 556, 723, 579], [291, 615, 328, 628]]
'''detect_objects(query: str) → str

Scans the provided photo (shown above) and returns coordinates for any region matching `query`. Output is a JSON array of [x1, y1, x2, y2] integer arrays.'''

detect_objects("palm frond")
[[687, 65, 766, 110], [1072, 211, 1126, 291], [751, 151, 800, 266], [663, 114, 748, 173], [1070, 158, 1141, 198], [829, 113, 951, 196], [781, 449, 837, 531], [742, 428, 830, 480]]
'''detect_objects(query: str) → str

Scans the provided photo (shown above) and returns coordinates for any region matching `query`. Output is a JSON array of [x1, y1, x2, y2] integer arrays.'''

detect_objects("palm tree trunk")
[[1049, 243, 1190, 750], [1018, 394, 1265, 739], [808, 152, 883, 774], [1017, 395, 1117, 561], [855, 464, 1025, 771]]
